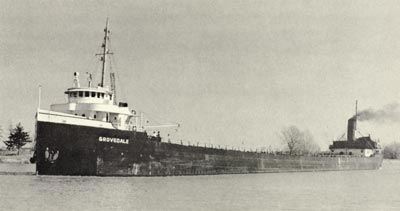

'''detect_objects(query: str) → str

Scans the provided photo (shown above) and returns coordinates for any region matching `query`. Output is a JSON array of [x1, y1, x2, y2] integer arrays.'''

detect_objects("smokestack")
[[347, 100, 357, 142], [347, 117, 356, 142]]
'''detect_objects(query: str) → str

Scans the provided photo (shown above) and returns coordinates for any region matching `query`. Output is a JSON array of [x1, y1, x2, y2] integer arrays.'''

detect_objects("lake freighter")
[[33, 19, 383, 176]]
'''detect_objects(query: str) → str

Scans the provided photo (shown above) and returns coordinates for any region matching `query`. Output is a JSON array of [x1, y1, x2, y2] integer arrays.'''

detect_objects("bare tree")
[[302, 130, 320, 155], [280, 126, 303, 155], [280, 126, 320, 155], [0, 126, 3, 149], [0, 126, 3, 142], [383, 142, 400, 159]]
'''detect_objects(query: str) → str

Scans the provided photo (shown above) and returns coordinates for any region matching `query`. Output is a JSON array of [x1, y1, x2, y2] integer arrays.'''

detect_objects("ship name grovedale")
[[98, 137, 129, 144]]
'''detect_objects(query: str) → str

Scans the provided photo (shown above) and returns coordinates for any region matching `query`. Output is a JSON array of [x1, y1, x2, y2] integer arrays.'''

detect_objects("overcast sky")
[[2, 0, 400, 149]]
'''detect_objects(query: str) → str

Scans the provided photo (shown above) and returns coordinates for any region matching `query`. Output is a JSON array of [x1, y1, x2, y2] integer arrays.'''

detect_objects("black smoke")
[[356, 103, 400, 122]]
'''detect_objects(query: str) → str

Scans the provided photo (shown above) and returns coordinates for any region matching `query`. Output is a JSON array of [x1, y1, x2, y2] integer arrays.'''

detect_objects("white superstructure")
[[49, 86, 135, 130], [38, 18, 140, 131]]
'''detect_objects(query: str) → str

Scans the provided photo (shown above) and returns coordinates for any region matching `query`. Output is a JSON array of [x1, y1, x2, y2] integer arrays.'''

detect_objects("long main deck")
[[35, 119, 383, 176]]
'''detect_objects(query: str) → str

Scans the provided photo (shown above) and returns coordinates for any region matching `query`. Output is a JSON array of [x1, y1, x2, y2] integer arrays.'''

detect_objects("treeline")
[[383, 142, 400, 159]]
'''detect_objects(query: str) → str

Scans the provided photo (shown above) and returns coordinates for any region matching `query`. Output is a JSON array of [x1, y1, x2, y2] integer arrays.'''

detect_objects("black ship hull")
[[35, 120, 383, 176]]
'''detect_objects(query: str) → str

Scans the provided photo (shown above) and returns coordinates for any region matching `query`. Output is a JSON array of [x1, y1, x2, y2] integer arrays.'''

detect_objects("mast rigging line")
[[109, 47, 128, 103]]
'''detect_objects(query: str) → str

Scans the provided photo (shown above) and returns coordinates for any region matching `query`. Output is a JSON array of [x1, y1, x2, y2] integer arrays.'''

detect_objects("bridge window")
[[85, 91, 89, 97], [91, 92, 96, 97], [73, 92, 77, 97], [82, 114, 85, 117], [101, 93, 104, 98], [97, 92, 100, 98], [79, 91, 83, 97]]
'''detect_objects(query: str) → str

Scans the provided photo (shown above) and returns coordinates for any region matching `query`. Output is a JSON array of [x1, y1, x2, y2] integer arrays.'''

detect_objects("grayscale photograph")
[[0, 0, 399, 210]]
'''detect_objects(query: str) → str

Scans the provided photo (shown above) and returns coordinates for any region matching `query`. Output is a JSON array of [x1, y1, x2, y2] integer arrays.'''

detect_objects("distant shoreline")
[[0, 165, 35, 176], [0, 149, 35, 175], [0, 148, 33, 164]]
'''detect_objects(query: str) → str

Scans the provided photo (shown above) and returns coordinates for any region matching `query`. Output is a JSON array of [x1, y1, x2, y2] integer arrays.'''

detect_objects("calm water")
[[0, 160, 399, 211]]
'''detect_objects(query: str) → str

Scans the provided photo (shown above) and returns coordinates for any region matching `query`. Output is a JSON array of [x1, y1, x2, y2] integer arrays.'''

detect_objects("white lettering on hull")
[[98, 136, 129, 144]]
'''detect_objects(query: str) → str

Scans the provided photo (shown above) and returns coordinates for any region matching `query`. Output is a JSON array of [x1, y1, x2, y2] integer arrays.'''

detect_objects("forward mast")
[[99, 18, 112, 88]]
